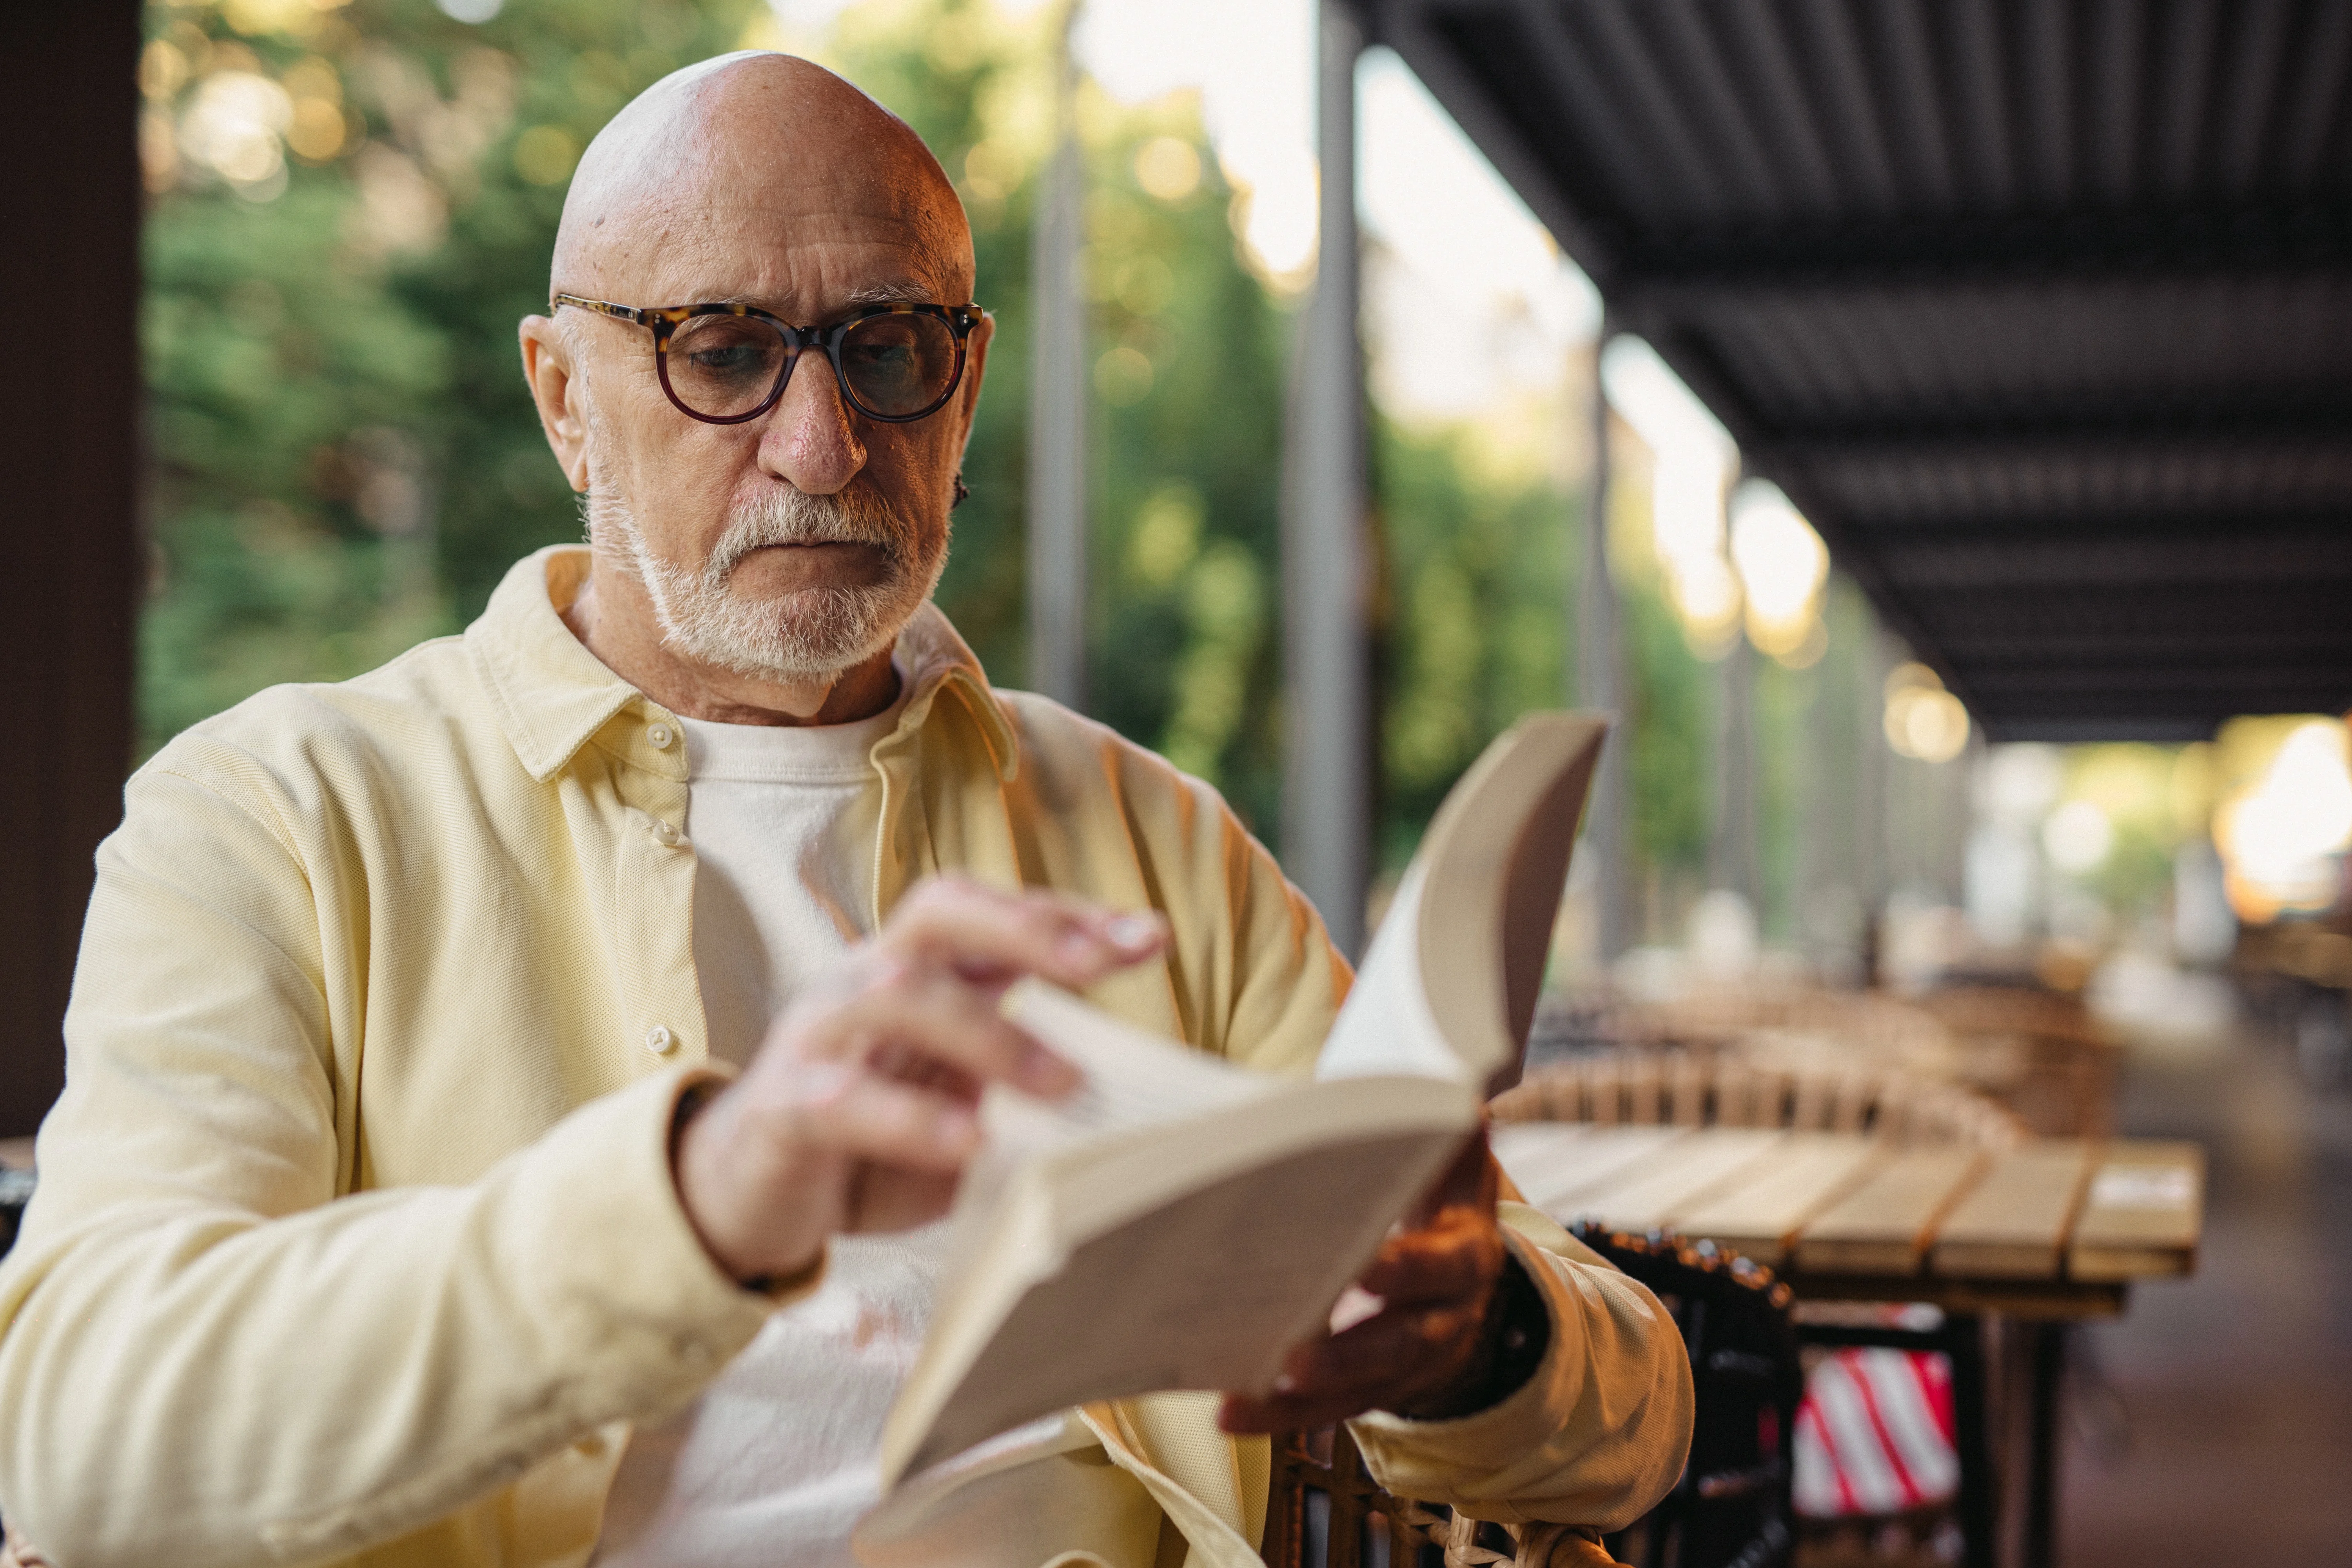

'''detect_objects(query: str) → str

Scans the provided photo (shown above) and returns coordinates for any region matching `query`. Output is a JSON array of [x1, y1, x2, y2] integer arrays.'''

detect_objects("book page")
[[889, 1123, 1466, 1481], [945, 980, 1278, 1272], [997, 979, 1272, 1137], [1315, 862, 1470, 1085]]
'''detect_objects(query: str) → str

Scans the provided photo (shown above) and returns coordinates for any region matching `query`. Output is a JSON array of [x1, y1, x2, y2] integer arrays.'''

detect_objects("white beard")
[[594, 483, 947, 683]]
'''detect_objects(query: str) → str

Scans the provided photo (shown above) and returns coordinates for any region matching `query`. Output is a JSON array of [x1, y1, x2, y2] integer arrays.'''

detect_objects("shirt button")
[[651, 819, 681, 847], [644, 1024, 676, 1056], [647, 722, 675, 750]]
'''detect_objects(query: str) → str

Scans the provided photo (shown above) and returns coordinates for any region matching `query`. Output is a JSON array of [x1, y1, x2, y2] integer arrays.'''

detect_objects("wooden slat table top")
[[1569, 1128, 1785, 1233], [2069, 1140, 2203, 1281], [1668, 1134, 1886, 1267], [1493, 1124, 2201, 1309], [1797, 1147, 1990, 1276], [1933, 1140, 2094, 1279], [1489, 1123, 1688, 1213]]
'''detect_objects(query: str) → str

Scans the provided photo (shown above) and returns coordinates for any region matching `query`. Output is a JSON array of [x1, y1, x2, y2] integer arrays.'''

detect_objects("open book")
[[875, 712, 1609, 1488]]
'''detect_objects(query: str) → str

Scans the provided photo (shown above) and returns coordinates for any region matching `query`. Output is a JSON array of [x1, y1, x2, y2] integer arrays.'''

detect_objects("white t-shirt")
[[595, 673, 954, 1568]]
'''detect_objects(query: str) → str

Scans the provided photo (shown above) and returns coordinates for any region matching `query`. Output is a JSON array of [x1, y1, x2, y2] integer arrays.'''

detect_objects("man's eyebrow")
[[842, 280, 944, 307], [704, 280, 946, 314]]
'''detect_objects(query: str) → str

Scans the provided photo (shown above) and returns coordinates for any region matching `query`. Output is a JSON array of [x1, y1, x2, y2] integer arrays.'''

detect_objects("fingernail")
[[1271, 1372, 1300, 1395], [1106, 914, 1159, 951]]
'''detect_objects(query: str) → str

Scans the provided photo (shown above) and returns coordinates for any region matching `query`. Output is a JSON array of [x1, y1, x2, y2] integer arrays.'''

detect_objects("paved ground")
[[2059, 995, 2352, 1566]]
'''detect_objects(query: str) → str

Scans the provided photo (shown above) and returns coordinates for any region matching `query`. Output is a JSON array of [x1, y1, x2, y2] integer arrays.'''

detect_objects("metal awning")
[[1358, 0, 2352, 740]]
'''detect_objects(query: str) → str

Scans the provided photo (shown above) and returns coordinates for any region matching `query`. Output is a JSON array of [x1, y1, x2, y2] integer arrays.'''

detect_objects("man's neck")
[[561, 558, 903, 727]]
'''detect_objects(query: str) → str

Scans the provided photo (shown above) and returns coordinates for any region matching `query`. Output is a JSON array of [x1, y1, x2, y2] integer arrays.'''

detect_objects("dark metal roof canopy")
[[1360, 0, 2352, 740]]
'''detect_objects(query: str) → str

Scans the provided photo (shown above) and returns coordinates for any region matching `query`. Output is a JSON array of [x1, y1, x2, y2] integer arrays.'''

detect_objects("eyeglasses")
[[551, 294, 985, 426]]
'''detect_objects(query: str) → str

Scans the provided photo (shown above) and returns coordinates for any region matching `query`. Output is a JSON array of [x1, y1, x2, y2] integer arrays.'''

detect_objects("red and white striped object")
[[1791, 1348, 1958, 1518]]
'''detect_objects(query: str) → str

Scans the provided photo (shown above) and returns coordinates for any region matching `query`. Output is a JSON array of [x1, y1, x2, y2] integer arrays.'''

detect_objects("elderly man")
[[0, 53, 1688, 1568]]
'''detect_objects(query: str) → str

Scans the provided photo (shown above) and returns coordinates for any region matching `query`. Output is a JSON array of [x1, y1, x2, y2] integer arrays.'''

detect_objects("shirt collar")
[[466, 544, 1018, 784]]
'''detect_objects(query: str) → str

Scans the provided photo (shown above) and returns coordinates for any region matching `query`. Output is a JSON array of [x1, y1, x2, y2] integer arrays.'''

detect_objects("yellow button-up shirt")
[[0, 547, 1690, 1568]]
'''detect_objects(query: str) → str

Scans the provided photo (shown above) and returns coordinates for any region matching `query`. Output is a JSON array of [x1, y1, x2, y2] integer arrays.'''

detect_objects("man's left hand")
[[1217, 1130, 1514, 1432]]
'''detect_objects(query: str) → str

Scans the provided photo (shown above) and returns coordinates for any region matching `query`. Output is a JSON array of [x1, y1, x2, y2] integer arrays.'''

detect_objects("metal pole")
[[1711, 631, 1759, 906], [1801, 622, 1849, 978], [1283, 0, 1371, 958], [1025, 0, 1087, 709], [1857, 613, 1891, 982], [1578, 329, 1630, 961]]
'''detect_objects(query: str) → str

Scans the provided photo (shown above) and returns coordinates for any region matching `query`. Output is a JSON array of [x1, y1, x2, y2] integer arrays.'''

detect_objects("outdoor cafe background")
[[109, 0, 2352, 1563]]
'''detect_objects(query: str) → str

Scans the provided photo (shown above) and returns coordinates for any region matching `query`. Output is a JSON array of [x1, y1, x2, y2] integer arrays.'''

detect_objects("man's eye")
[[672, 321, 782, 383], [692, 343, 763, 371]]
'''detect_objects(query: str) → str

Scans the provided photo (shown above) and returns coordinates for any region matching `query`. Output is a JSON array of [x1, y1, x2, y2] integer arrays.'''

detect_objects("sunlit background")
[[136, 0, 2352, 1022]]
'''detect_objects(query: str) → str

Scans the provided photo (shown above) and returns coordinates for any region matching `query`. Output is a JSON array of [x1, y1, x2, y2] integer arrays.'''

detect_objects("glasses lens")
[[666, 313, 791, 419], [839, 312, 960, 418]]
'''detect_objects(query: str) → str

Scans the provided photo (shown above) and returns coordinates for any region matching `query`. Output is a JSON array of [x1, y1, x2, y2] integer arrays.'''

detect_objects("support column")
[[1577, 330, 1631, 961], [0, 0, 140, 1137], [1856, 613, 1892, 983], [1025, 0, 1087, 709], [1801, 622, 1853, 979], [1283, 0, 1370, 957], [1710, 633, 1759, 906]]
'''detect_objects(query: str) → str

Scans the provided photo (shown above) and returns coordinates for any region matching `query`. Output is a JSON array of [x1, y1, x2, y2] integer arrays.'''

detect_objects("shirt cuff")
[[503, 1064, 823, 1414], [1347, 1226, 1579, 1456]]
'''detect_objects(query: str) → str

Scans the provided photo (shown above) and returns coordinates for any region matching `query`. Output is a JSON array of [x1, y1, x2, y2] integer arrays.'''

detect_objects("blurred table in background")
[[1495, 1125, 2202, 1568]]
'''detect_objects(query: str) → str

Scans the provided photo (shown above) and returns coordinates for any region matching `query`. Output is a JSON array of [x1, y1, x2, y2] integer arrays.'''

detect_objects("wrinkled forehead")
[[554, 55, 973, 317]]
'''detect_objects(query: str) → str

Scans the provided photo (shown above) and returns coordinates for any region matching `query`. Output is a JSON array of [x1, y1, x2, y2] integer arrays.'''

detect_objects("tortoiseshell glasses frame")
[[550, 294, 986, 426]]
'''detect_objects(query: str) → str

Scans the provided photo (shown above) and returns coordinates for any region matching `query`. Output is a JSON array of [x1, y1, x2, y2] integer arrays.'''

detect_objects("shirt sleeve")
[[0, 759, 801, 1568], [1347, 1204, 1695, 1530]]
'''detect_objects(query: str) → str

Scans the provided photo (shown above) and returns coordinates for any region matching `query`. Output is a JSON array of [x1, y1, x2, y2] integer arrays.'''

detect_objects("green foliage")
[[139, 0, 1608, 873], [1371, 421, 1572, 867], [138, 0, 766, 754], [1620, 566, 1711, 880]]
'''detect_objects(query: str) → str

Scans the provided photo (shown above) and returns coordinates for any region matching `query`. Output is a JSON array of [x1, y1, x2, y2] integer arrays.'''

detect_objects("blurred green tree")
[[139, 0, 1680, 905]]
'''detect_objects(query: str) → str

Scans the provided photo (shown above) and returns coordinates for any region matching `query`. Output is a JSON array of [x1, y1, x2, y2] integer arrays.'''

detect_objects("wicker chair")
[[1489, 1047, 2022, 1151], [1261, 1424, 1608, 1568], [1532, 979, 2110, 1140], [1914, 985, 2119, 1137], [1577, 1226, 1802, 1568]]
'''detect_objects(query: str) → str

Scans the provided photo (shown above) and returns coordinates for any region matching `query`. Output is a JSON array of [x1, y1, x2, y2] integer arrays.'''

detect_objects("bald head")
[[552, 52, 973, 310]]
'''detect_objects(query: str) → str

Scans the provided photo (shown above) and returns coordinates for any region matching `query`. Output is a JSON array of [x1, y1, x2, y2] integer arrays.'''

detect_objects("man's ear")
[[519, 315, 593, 493], [950, 310, 994, 466]]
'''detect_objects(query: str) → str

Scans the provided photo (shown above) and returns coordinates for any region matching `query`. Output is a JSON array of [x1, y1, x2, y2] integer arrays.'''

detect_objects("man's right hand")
[[671, 876, 1166, 1287]]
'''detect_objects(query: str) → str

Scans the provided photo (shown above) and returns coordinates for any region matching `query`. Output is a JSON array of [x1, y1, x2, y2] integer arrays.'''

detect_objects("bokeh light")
[[1601, 336, 1744, 659], [1728, 480, 1829, 665], [2044, 800, 2115, 874], [1132, 135, 1200, 201], [2214, 719, 2352, 921], [1883, 662, 1971, 763]]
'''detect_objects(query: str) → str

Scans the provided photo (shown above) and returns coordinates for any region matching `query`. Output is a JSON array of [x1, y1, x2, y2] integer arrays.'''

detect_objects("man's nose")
[[757, 349, 867, 494]]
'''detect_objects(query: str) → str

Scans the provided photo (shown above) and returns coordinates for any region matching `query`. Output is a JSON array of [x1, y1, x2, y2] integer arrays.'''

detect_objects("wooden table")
[[1494, 1125, 2203, 1568]]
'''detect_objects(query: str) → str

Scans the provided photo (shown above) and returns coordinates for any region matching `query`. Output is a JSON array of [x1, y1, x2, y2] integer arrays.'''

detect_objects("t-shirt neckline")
[[679, 664, 909, 785]]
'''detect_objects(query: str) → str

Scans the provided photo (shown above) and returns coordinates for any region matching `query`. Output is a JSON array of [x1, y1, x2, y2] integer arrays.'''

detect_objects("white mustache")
[[707, 488, 906, 583]]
